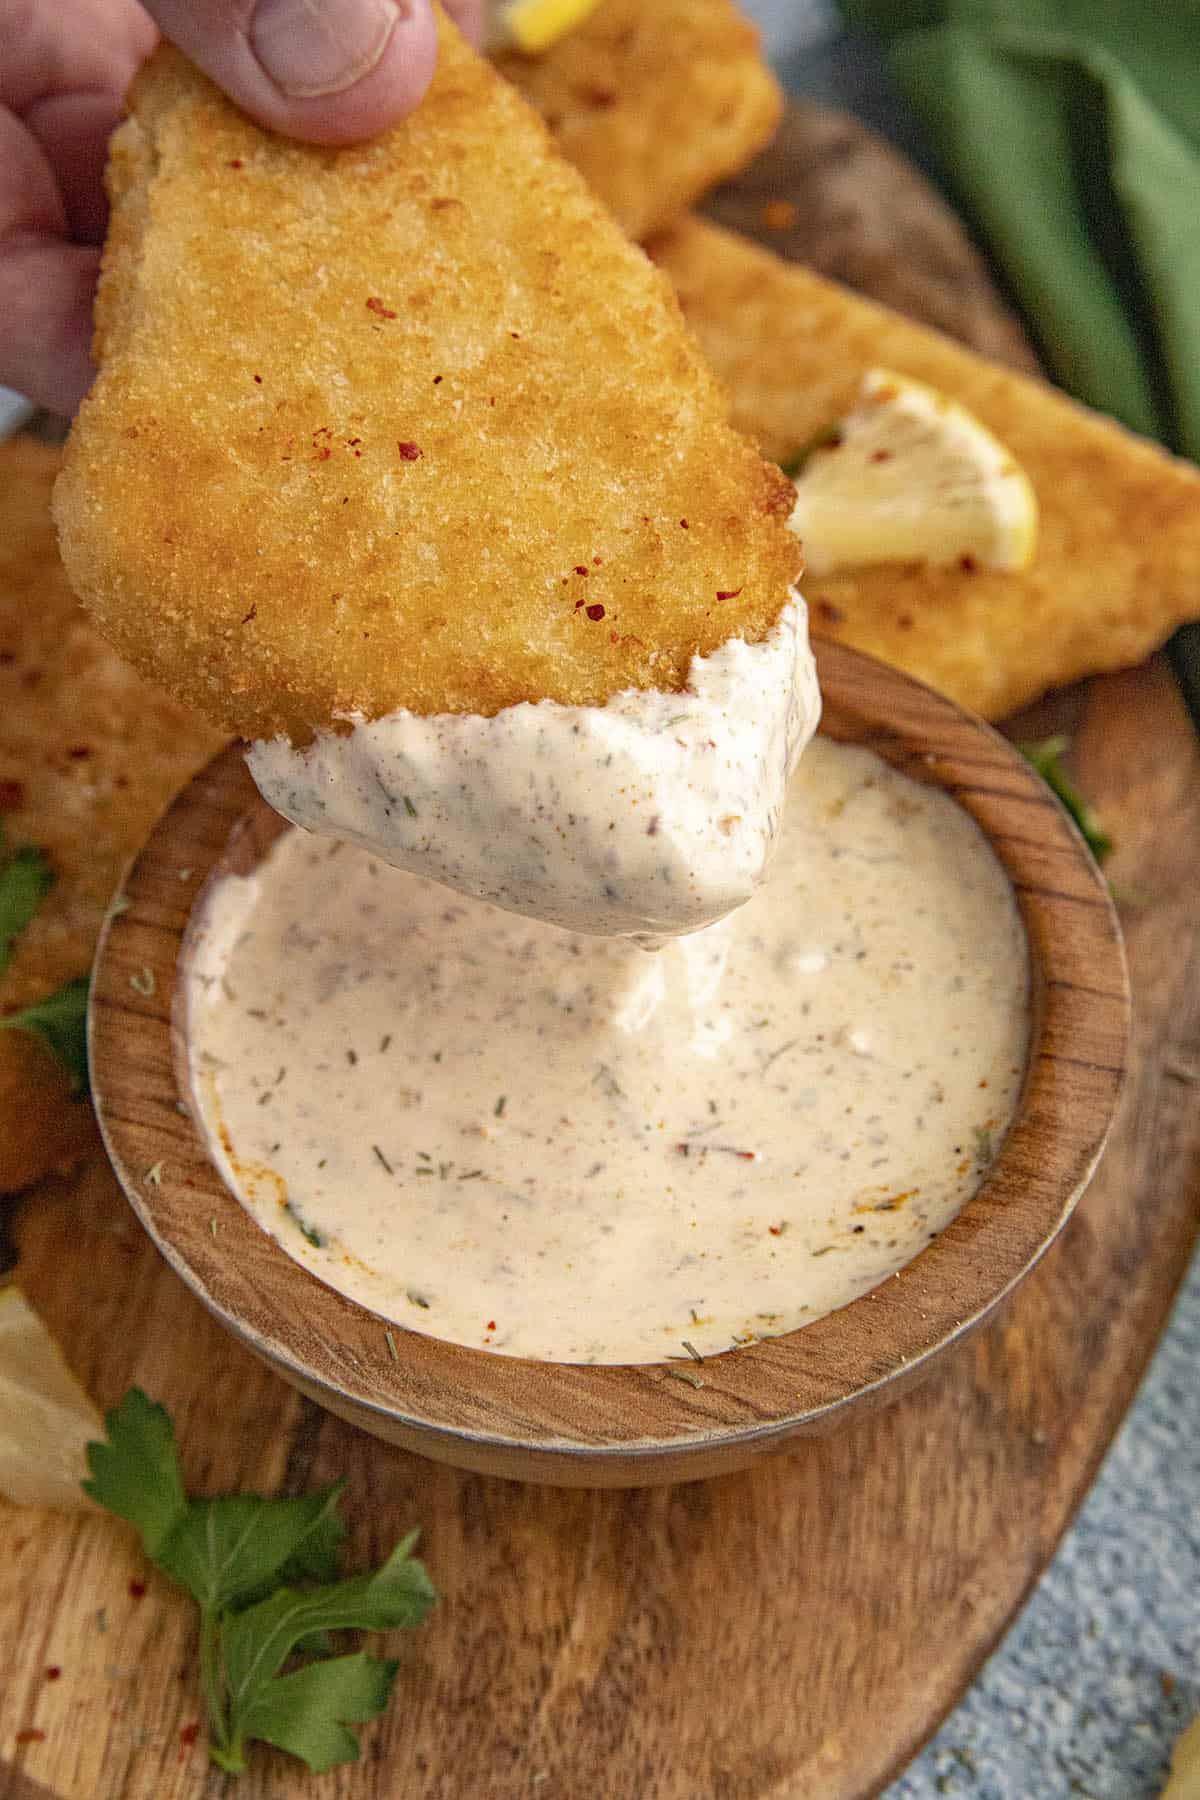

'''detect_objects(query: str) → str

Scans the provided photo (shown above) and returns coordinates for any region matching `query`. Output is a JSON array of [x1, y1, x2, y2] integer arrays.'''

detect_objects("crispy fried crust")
[[0, 438, 221, 1193], [495, 0, 782, 241], [55, 23, 800, 744], [652, 216, 1200, 721]]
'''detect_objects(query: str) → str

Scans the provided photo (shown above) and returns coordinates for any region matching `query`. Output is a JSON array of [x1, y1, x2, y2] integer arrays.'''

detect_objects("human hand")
[[1, 0, 484, 416]]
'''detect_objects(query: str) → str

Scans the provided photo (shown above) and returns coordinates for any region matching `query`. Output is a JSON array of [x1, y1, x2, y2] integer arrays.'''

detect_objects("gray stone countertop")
[[738, 4, 1200, 1794]]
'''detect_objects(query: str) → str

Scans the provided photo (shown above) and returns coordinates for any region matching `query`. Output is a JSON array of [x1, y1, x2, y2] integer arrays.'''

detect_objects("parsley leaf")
[[0, 974, 90, 1095], [156, 1485, 347, 1614], [1019, 736, 1113, 865], [234, 1650, 399, 1774], [84, 1389, 435, 1775], [0, 840, 53, 978], [82, 1387, 186, 1557]]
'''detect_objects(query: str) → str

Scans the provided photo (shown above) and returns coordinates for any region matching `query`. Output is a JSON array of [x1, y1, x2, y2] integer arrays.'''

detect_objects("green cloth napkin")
[[838, 0, 1200, 463]]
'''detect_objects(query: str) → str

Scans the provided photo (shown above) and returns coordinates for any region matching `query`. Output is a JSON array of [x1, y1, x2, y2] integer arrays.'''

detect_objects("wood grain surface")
[[86, 641, 1127, 1487], [3, 102, 1200, 1799]]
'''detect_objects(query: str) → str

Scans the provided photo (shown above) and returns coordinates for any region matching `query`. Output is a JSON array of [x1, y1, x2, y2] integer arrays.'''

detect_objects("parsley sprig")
[[0, 833, 89, 1093], [84, 1390, 436, 1775], [1019, 736, 1113, 865]]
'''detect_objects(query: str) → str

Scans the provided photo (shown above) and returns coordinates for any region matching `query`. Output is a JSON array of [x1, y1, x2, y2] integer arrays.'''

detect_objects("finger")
[[3, 0, 156, 259], [0, 106, 97, 413], [441, 0, 484, 43], [141, 0, 441, 145]]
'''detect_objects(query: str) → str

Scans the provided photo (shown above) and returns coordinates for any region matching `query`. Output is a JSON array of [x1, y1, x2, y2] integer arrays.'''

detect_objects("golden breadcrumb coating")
[[55, 21, 800, 745], [652, 216, 1200, 721], [495, 0, 782, 241], [0, 438, 221, 1193]]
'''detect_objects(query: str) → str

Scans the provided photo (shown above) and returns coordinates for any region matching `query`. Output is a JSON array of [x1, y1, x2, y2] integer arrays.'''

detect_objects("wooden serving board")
[[4, 105, 1200, 1800]]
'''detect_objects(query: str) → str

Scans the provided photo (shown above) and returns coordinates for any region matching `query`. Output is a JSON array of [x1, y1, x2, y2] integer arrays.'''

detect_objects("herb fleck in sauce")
[[189, 738, 1029, 1363]]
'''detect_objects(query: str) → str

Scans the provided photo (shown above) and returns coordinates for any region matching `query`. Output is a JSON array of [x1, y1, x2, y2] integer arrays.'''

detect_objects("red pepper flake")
[[679, 519, 689, 529], [67, 745, 91, 759], [869, 448, 893, 464], [574, 565, 589, 576], [315, 447, 332, 461], [15, 1728, 45, 1745], [432, 374, 443, 385], [486, 1321, 496, 1332], [366, 297, 397, 319], [584, 86, 618, 108], [715, 587, 743, 601], [397, 441, 423, 461], [592, 555, 603, 565], [959, 553, 978, 573], [767, 1225, 783, 1237], [44, 1667, 61, 1682], [760, 199, 797, 233], [585, 603, 606, 622], [180, 1722, 201, 1749], [253, 374, 262, 384], [574, 599, 586, 611], [241, 603, 257, 624], [0, 779, 25, 810], [128, 1579, 147, 1599]]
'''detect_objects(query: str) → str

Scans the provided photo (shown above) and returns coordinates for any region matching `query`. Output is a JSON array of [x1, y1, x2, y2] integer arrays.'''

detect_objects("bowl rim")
[[88, 638, 1130, 1475]]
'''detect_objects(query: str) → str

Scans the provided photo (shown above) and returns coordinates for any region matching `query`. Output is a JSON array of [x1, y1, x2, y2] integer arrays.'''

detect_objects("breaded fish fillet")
[[495, 0, 782, 242], [55, 18, 800, 747], [651, 217, 1200, 722], [0, 438, 221, 1194]]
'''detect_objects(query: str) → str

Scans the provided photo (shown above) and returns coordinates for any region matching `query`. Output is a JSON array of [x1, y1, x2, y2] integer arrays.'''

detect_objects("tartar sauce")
[[188, 737, 1029, 1364], [246, 597, 819, 939]]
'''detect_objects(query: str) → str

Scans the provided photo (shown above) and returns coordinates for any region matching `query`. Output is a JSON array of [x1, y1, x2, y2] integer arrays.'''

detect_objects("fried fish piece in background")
[[494, 0, 782, 242], [0, 438, 221, 1195], [652, 216, 1200, 722], [55, 20, 799, 745]]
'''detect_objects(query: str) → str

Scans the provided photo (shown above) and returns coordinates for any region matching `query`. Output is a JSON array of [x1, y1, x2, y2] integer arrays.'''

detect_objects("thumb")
[[140, 0, 442, 145]]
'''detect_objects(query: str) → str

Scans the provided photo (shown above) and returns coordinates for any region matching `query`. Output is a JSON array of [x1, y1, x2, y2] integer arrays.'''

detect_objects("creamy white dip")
[[246, 597, 819, 939], [188, 737, 1029, 1364]]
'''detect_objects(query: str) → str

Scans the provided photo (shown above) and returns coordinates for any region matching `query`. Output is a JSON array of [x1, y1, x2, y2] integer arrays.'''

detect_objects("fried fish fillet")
[[652, 216, 1200, 721], [0, 437, 221, 1195], [55, 19, 800, 747], [495, 0, 782, 242]]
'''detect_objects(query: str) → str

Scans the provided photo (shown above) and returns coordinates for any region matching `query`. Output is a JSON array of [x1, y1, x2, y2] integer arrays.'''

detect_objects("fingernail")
[[251, 0, 407, 99]]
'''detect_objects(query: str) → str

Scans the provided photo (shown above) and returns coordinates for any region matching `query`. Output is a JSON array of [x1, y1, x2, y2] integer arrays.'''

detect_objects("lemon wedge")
[[1162, 1715, 1200, 1799], [0, 1283, 101, 1509], [788, 368, 1038, 577], [488, 0, 604, 53]]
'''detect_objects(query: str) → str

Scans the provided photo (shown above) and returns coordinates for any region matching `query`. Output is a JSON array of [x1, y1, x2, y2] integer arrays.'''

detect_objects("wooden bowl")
[[88, 641, 1129, 1487]]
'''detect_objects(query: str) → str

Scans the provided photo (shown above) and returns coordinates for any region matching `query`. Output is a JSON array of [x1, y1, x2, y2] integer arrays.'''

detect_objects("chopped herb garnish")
[[284, 1200, 325, 1248], [680, 1339, 704, 1364], [144, 1162, 164, 1187], [384, 1329, 399, 1362], [494, 1094, 507, 1118], [974, 1125, 994, 1168], [402, 795, 418, 818], [778, 423, 844, 480], [371, 1145, 394, 1175], [83, 1390, 435, 1775], [1019, 736, 1113, 864], [665, 1367, 705, 1390], [406, 1290, 431, 1310], [592, 1065, 625, 1102]]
